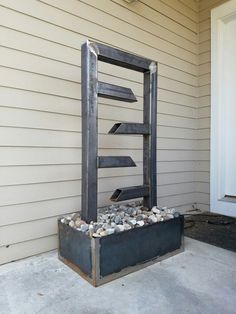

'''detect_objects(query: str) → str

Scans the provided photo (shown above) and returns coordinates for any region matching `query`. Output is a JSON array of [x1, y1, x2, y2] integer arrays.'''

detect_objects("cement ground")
[[0, 237, 235, 314]]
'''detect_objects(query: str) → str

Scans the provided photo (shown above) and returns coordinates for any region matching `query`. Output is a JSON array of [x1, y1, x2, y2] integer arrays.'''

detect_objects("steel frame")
[[81, 40, 157, 222]]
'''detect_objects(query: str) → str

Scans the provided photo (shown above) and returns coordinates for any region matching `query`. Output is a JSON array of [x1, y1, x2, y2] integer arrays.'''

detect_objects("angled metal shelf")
[[98, 82, 137, 102], [81, 40, 157, 223], [97, 156, 136, 168], [108, 123, 150, 135]]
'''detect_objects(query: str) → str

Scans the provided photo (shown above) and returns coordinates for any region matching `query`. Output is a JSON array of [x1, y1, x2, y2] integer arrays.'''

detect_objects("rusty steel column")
[[81, 41, 98, 223], [143, 62, 157, 209]]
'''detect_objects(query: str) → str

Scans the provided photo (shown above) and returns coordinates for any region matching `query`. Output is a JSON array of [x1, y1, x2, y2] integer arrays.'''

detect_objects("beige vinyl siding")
[[196, 0, 229, 211], [0, 0, 198, 264]]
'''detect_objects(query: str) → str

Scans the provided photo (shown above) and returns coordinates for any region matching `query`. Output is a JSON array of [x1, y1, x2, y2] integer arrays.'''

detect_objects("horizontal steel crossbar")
[[97, 156, 136, 168], [95, 42, 153, 72]]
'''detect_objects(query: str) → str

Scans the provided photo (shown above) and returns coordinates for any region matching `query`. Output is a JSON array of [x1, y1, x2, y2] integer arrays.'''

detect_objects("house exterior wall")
[[196, 0, 228, 211], [0, 0, 199, 264]]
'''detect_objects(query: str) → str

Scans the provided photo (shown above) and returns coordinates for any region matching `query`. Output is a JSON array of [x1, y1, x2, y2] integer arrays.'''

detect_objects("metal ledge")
[[111, 185, 149, 202], [98, 82, 137, 102], [97, 156, 136, 168], [109, 123, 150, 135]]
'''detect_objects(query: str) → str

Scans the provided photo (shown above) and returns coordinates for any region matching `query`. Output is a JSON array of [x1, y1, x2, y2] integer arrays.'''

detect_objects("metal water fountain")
[[58, 41, 184, 286]]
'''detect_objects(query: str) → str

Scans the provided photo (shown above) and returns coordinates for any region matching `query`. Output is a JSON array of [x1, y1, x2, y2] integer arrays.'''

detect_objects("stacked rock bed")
[[60, 201, 180, 238]]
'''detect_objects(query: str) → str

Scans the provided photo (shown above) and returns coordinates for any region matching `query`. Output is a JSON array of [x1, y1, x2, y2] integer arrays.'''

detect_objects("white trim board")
[[211, 0, 236, 217]]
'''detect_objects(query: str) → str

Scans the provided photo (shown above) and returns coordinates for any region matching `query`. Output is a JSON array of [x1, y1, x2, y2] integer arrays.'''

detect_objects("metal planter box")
[[58, 215, 184, 287]]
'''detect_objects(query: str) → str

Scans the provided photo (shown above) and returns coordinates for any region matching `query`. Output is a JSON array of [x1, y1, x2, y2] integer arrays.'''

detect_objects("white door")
[[211, 0, 236, 217]]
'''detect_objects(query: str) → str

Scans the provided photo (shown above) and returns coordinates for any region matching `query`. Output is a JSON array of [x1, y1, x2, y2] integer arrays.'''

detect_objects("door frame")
[[211, 0, 236, 217]]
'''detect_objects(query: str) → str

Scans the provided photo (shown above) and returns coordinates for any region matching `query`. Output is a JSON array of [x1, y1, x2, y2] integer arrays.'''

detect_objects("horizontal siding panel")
[[0, 87, 196, 119], [198, 117, 210, 129], [199, 85, 210, 97], [157, 193, 196, 208], [0, 127, 196, 149], [0, 172, 197, 207], [180, 0, 198, 12], [0, 26, 197, 87], [195, 192, 210, 204], [158, 172, 195, 185], [195, 172, 210, 183], [159, 64, 197, 86], [197, 139, 210, 150], [199, 19, 210, 33], [157, 161, 199, 173], [199, 63, 210, 76], [0, 161, 202, 187], [0, 147, 82, 166], [0, 106, 197, 132], [0, 235, 57, 265], [0, 217, 57, 247], [0, 86, 81, 116], [199, 51, 210, 64], [158, 102, 196, 118], [142, 0, 198, 32], [196, 182, 210, 193], [0, 197, 80, 227], [196, 150, 210, 161], [160, 0, 198, 21], [81, 0, 198, 51], [158, 90, 197, 107], [196, 161, 210, 172], [199, 0, 225, 11], [159, 77, 196, 96], [197, 129, 210, 139], [0, 127, 81, 148], [41, 0, 198, 63], [0, 180, 81, 206], [158, 182, 196, 197], [199, 29, 210, 42], [0, 66, 196, 106], [199, 73, 210, 86], [0, 3, 197, 74], [112, 0, 198, 42], [199, 95, 210, 107], [199, 41, 210, 54], [198, 106, 210, 118]]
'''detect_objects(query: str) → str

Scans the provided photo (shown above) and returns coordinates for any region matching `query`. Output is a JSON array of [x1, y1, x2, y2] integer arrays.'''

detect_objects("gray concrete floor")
[[0, 237, 236, 314]]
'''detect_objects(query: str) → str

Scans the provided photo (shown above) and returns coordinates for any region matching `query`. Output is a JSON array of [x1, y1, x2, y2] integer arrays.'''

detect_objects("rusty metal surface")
[[95, 42, 153, 72], [143, 64, 157, 209], [108, 123, 150, 135], [98, 82, 137, 102], [97, 156, 136, 168], [110, 185, 149, 202], [58, 217, 184, 286], [81, 40, 158, 223], [58, 221, 92, 277], [81, 41, 98, 223], [99, 216, 184, 277]]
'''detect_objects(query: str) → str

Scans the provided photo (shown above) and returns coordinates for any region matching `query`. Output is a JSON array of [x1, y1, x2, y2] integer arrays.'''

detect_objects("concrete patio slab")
[[0, 237, 235, 314]]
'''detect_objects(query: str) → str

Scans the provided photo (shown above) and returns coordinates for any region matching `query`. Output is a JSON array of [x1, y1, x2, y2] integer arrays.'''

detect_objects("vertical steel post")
[[143, 62, 157, 208], [81, 41, 98, 222]]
